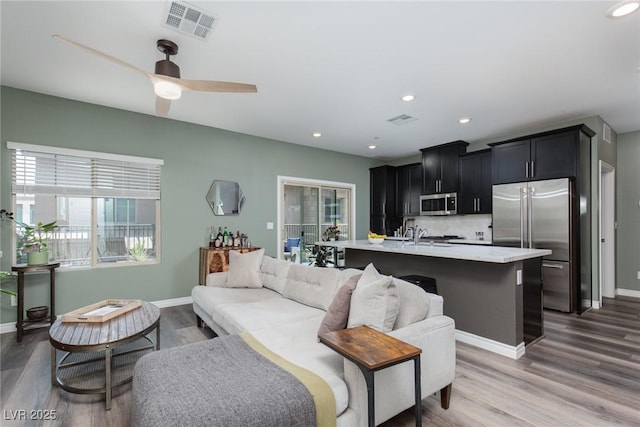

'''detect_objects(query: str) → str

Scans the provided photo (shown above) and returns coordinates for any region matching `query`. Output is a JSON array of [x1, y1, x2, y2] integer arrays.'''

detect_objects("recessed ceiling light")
[[458, 117, 471, 124], [368, 145, 377, 150], [312, 132, 322, 138], [401, 95, 415, 102], [607, 0, 640, 18]]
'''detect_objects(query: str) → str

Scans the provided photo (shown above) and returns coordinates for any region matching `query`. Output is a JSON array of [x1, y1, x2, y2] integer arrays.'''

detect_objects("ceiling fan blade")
[[170, 77, 257, 93], [155, 96, 171, 117], [52, 34, 150, 77]]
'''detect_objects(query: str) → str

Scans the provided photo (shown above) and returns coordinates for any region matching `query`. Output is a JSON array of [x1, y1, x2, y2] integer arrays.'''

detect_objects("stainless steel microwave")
[[420, 193, 457, 216]]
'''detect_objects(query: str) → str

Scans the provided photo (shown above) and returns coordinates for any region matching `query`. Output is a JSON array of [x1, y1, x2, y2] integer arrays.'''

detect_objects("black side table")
[[11, 262, 60, 342]]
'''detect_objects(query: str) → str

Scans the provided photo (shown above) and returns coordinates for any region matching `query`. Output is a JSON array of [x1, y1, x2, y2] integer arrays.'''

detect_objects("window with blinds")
[[8, 142, 163, 268]]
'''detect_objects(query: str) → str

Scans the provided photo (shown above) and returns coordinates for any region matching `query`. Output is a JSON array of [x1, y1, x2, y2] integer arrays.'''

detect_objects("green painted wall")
[[0, 87, 378, 323], [616, 131, 640, 292]]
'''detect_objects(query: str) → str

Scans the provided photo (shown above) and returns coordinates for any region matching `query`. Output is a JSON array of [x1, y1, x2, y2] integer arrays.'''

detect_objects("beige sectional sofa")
[[191, 253, 456, 426]]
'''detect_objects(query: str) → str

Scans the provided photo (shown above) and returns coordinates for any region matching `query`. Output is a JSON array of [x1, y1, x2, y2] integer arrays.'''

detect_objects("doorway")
[[277, 176, 355, 261], [599, 161, 616, 305]]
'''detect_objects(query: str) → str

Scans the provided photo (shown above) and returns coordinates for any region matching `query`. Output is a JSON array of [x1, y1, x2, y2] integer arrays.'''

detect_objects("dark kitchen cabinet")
[[421, 141, 468, 194], [491, 129, 581, 185], [458, 149, 492, 214], [396, 163, 422, 216], [370, 166, 400, 234]]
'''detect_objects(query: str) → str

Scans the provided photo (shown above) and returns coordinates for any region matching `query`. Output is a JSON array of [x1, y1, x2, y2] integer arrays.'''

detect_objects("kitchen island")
[[317, 240, 551, 359]]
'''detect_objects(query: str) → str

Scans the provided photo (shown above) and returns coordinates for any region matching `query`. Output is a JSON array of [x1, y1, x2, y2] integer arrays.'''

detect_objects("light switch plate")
[[10, 295, 17, 307], [266, 222, 274, 230]]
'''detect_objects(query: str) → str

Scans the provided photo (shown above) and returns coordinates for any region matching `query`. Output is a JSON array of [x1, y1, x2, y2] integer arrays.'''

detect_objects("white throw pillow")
[[226, 249, 266, 288], [347, 263, 399, 332]]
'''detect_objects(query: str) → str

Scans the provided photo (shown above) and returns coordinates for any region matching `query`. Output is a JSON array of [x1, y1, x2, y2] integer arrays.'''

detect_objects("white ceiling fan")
[[53, 35, 257, 117]]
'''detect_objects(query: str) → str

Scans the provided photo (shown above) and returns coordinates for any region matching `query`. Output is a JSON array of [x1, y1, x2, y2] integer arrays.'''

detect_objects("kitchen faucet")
[[414, 227, 428, 245], [404, 226, 428, 245]]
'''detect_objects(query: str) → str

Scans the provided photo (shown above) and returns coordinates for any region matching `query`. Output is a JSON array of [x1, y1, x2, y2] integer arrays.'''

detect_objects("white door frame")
[[276, 176, 356, 260], [598, 161, 616, 306]]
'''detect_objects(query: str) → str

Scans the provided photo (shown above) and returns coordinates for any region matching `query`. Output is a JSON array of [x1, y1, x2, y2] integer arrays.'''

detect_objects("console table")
[[198, 246, 261, 285], [319, 325, 423, 427], [11, 262, 60, 343]]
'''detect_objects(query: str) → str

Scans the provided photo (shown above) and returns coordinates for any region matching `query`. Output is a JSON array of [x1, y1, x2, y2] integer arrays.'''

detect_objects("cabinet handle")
[[531, 161, 535, 178], [478, 198, 481, 212], [525, 162, 529, 178]]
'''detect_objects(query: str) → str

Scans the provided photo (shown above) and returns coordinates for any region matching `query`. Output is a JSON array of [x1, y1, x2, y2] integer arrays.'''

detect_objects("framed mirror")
[[206, 180, 245, 215]]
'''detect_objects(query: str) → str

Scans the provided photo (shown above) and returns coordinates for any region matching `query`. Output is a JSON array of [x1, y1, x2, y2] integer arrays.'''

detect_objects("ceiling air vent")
[[602, 123, 612, 143], [387, 114, 418, 126], [163, 1, 219, 41]]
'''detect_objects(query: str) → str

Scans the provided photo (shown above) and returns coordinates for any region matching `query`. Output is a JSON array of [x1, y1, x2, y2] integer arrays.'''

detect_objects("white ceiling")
[[2, 1, 639, 160]]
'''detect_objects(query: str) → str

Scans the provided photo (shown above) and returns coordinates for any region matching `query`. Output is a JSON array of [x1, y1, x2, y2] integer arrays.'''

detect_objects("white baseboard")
[[150, 296, 193, 308], [0, 296, 194, 335], [616, 288, 640, 299], [455, 330, 526, 359], [592, 300, 601, 309]]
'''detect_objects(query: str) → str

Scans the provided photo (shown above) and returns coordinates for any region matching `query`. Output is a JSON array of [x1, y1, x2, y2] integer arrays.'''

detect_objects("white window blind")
[[9, 142, 163, 199]]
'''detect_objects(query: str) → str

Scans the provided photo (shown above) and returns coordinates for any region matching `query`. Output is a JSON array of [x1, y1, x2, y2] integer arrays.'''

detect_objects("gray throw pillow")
[[317, 274, 361, 337]]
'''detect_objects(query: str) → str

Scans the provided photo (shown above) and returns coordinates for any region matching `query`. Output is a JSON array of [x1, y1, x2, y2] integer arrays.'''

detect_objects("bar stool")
[[399, 275, 438, 295]]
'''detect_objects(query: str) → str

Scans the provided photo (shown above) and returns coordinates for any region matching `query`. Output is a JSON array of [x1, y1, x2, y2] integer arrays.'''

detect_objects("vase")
[[27, 251, 49, 265]]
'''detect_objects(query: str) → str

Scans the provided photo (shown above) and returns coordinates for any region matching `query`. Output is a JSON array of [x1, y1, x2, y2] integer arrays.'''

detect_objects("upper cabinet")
[[490, 126, 594, 185], [420, 141, 468, 194], [458, 149, 492, 214], [396, 163, 422, 216]]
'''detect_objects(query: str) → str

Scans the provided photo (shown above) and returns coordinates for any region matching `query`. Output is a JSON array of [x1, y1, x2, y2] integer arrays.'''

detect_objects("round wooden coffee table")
[[49, 300, 160, 409]]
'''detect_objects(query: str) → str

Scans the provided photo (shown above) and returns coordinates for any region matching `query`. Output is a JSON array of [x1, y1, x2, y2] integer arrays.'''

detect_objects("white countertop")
[[315, 240, 551, 263]]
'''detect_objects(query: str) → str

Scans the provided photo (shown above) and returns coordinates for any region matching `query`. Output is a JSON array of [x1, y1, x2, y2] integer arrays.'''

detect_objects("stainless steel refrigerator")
[[492, 178, 575, 312]]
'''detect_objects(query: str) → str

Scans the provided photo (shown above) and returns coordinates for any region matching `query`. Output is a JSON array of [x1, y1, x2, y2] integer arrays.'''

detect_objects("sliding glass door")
[[278, 177, 354, 260]]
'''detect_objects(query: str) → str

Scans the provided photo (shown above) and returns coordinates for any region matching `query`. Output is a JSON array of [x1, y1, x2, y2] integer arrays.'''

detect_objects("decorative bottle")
[[209, 226, 216, 248], [223, 227, 229, 246]]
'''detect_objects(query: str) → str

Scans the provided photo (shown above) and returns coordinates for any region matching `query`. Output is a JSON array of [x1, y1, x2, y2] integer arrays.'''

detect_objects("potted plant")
[[4, 208, 59, 265], [16, 220, 58, 265]]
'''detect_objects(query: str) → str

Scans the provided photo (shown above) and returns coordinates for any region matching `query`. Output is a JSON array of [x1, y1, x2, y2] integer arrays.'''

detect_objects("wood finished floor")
[[1, 297, 639, 426]]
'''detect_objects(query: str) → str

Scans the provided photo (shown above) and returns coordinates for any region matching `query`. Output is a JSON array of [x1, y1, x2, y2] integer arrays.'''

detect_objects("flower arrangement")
[[323, 225, 341, 241]]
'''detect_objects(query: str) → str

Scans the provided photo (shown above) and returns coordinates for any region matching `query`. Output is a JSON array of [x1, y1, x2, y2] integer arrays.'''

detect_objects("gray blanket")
[[131, 335, 317, 427]]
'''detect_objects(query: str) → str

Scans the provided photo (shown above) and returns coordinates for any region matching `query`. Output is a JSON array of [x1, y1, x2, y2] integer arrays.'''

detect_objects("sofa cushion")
[[250, 317, 349, 416], [392, 278, 430, 329], [283, 264, 342, 310], [191, 286, 281, 321], [212, 298, 326, 336], [226, 248, 265, 288], [260, 256, 291, 294], [317, 274, 361, 337], [347, 264, 399, 332]]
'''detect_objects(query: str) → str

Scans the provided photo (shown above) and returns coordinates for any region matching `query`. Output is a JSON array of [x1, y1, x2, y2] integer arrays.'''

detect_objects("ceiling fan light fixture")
[[154, 80, 182, 100], [607, 0, 640, 17]]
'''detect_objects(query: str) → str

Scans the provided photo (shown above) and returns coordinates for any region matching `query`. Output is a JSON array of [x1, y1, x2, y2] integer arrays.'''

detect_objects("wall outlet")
[[10, 295, 17, 307], [266, 222, 274, 230], [637, 271, 640, 280]]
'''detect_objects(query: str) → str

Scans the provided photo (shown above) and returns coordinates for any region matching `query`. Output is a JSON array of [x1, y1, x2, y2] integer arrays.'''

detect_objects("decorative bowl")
[[368, 237, 385, 244], [26, 305, 49, 321]]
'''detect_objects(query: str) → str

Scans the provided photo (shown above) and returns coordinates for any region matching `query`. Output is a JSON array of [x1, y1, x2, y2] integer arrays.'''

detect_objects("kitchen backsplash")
[[407, 214, 493, 241]]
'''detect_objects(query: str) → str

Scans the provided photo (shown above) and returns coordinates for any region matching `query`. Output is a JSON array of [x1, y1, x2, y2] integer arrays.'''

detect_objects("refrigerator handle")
[[520, 187, 525, 248]]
